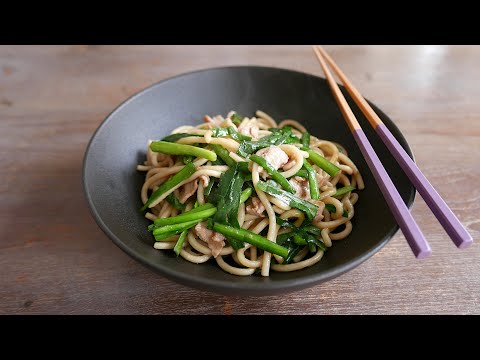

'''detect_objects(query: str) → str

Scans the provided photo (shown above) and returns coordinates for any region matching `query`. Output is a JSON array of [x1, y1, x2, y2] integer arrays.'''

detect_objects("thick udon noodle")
[[137, 111, 364, 277]]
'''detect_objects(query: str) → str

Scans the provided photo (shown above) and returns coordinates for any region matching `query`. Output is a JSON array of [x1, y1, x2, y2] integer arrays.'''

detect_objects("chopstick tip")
[[457, 236, 473, 250], [416, 248, 432, 260]]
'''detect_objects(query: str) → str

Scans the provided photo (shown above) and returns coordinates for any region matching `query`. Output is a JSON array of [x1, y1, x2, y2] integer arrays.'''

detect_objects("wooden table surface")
[[1, 45, 479, 315]]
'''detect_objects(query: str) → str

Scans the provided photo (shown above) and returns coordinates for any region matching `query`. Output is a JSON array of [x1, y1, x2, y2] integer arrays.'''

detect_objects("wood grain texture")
[[1, 45, 479, 314]]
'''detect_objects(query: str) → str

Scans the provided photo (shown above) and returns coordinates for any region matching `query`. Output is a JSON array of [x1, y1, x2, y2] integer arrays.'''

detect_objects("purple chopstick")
[[313, 46, 432, 259], [315, 45, 473, 250], [376, 124, 472, 248], [353, 129, 432, 258]]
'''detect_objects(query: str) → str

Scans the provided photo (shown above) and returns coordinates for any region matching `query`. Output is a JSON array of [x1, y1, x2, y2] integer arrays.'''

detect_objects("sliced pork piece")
[[315, 173, 330, 188], [246, 196, 266, 217], [199, 175, 209, 187], [311, 200, 325, 223], [178, 176, 209, 204], [289, 176, 310, 199], [178, 179, 199, 204], [203, 115, 223, 128], [194, 222, 226, 258], [237, 119, 259, 139], [283, 158, 296, 171], [256, 146, 289, 179]]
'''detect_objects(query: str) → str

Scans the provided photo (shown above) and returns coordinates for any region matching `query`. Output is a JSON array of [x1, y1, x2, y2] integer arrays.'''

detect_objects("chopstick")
[[314, 45, 473, 250], [312, 46, 432, 259]]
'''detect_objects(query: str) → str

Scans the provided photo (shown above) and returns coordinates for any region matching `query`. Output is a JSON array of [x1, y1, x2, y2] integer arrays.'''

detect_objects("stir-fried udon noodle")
[[138, 111, 364, 277]]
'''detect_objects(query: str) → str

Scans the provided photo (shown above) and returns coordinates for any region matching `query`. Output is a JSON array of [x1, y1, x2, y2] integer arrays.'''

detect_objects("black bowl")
[[83, 66, 415, 296]]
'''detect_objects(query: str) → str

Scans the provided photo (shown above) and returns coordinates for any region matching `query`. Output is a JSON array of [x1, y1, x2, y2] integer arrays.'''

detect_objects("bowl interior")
[[83, 66, 415, 296]]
